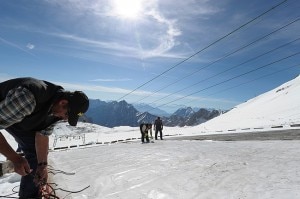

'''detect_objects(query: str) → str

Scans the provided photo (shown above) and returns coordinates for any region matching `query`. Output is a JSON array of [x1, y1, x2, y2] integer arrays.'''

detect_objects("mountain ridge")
[[85, 99, 222, 128]]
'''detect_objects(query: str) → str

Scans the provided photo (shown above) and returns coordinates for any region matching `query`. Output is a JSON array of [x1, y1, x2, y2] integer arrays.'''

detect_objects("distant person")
[[154, 117, 163, 140], [148, 123, 153, 139], [140, 123, 152, 143], [0, 77, 89, 198]]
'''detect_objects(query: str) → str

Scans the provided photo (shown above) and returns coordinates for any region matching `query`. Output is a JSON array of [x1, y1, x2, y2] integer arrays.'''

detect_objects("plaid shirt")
[[0, 86, 36, 129]]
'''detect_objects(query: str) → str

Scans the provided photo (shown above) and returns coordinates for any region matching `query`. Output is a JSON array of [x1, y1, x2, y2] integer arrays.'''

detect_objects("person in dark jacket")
[[0, 77, 89, 198], [154, 117, 163, 140], [140, 123, 152, 143]]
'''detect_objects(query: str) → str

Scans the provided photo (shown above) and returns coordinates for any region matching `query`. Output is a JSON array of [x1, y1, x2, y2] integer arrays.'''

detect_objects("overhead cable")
[[117, 0, 288, 101], [182, 63, 300, 106], [154, 51, 300, 109], [140, 17, 300, 105]]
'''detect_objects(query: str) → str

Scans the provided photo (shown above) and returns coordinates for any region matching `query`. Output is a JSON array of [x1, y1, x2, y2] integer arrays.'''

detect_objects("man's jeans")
[[6, 129, 39, 198]]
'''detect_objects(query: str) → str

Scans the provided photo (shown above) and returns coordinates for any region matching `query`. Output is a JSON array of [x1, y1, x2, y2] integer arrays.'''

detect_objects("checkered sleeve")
[[0, 86, 36, 129]]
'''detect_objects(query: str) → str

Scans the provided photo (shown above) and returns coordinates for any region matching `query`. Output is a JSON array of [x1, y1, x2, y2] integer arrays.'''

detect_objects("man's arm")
[[0, 131, 31, 176], [0, 131, 17, 160], [34, 132, 49, 185], [35, 132, 49, 163]]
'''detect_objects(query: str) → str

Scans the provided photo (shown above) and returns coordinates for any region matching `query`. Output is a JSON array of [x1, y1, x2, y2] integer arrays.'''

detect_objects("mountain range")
[[85, 99, 223, 128], [132, 103, 170, 117]]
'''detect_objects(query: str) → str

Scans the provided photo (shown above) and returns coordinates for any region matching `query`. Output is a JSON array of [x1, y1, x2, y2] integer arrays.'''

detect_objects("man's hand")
[[11, 155, 32, 176], [34, 165, 48, 186], [0, 132, 31, 176]]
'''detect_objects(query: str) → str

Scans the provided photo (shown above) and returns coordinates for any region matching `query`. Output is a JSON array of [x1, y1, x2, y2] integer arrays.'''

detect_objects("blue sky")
[[0, 0, 299, 113]]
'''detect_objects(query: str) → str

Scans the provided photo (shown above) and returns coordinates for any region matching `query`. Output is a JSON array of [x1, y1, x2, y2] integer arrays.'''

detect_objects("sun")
[[112, 0, 143, 19]]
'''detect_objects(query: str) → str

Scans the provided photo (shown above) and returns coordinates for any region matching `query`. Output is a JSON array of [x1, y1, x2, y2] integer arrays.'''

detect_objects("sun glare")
[[113, 0, 143, 19]]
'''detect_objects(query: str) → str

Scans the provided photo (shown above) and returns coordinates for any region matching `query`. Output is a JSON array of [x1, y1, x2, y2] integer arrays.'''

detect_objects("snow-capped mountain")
[[173, 107, 195, 118], [86, 100, 139, 127], [164, 107, 221, 127], [136, 112, 157, 124], [133, 103, 171, 117]]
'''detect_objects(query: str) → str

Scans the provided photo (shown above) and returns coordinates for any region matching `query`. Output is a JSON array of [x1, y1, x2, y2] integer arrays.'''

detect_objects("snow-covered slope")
[[193, 75, 300, 132]]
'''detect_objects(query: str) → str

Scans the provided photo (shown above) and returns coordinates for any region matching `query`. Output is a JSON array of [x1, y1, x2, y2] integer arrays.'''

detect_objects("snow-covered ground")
[[1, 75, 300, 198], [51, 140, 300, 199]]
